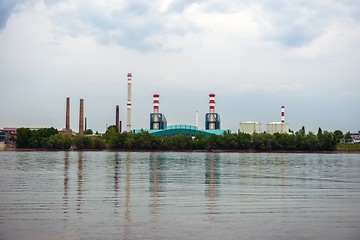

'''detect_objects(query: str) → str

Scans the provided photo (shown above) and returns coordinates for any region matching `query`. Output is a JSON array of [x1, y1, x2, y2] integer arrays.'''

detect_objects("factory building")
[[239, 121, 261, 134], [133, 93, 229, 137], [267, 122, 289, 134]]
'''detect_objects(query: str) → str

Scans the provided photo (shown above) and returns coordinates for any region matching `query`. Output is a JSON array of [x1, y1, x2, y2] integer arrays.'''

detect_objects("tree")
[[333, 130, 344, 143], [84, 129, 93, 135], [222, 133, 238, 149], [16, 128, 32, 148], [236, 132, 252, 149], [317, 127, 323, 135]]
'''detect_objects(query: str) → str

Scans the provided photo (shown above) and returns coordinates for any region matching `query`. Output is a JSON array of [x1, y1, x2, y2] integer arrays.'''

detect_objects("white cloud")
[[0, 0, 359, 132]]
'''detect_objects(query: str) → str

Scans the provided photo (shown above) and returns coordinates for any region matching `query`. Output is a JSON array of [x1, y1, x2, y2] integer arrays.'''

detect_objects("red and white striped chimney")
[[209, 94, 215, 113], [127, 73, 132, 132], [153, 94, 160, 130], [281, 106, 285, 124], [209, 94, 216, 130], [153, 94, 160, 113]]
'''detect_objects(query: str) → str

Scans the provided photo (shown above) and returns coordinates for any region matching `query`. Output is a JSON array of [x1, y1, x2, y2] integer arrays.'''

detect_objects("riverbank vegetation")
[[13, 126, 353, 152]]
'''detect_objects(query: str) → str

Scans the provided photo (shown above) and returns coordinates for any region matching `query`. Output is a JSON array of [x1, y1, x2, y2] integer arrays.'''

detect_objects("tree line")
[[15, 126, 343, 151]]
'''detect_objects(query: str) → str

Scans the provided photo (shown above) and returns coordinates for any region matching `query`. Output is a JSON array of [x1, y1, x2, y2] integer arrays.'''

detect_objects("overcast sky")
[[0, 0, 359, 133]]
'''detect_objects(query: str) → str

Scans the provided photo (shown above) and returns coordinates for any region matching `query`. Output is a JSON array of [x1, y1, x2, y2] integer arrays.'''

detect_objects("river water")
[[0, 151, 359, 240]]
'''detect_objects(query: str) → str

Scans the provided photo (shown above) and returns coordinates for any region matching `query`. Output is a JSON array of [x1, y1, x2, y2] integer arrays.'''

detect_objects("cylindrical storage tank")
[[239, 121, 261, 134], [267, 122, 289, 134]]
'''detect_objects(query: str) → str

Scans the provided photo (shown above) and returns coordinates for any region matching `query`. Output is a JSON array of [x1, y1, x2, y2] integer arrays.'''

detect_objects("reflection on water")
[[124, 152, 132, 239], [113, 152, 120, 215], [63, 151, 69, 215], [77, 152, 84, 214], [205, 153, 220, 220], [1, 152, 360, 240]]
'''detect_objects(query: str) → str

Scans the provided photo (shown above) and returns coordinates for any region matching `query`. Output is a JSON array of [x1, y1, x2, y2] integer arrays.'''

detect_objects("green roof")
[[133, 125, 229, 137]]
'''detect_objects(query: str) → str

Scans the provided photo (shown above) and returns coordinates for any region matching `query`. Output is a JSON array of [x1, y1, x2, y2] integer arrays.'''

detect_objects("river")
[[0, 151, 359, 240]]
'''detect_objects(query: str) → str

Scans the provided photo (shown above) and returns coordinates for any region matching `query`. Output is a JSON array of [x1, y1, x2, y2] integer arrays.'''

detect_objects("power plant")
[[59, 72, 290, 136], [133, 92, 229, 137], [267, 106, 289, 134], [240, 105, 289, 134], [150, 94, 167, 130]]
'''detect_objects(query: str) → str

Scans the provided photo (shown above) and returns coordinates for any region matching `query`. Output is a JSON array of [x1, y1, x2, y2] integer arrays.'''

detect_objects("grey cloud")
[[0, 0, 63, 29], [0, 0, 22, 29], [51, 1, 199, 51]]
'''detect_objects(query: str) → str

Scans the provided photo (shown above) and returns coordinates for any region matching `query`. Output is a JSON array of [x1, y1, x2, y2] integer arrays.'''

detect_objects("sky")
[[0, 0, 359, 134]]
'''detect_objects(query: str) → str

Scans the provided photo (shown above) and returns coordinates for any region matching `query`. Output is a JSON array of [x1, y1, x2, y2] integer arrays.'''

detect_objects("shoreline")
[[2, 148, 360, 154]]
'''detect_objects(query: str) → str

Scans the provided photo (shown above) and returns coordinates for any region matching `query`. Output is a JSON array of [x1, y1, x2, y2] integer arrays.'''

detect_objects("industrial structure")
[[133, 93, 229, 137], [205, 94, 221, 130], [127, 73, 132, 133], [267, 106, 289, 134], [239, 121, 261, 134], [115, 105, 121, 133], [60, 97, 75, 135], [150, 94, 167, 130], [79, 99, 84, 135]]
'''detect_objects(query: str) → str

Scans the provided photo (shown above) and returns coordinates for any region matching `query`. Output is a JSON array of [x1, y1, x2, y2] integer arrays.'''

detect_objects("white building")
[[267, 122, 289, 134], [239, 121, 261, 134]]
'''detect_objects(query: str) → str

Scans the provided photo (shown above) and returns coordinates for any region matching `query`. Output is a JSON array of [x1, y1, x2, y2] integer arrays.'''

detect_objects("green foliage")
[[84, 129, 94, 135], [47, 134, 73, 149], [14, 126, 341, 152], [16, 127, 58, 148]]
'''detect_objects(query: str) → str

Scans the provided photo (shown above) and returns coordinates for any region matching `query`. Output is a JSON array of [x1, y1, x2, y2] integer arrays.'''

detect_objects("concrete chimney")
[[116, 105, 120, 133], [127, 73, 132, 133], [79, 99, 84, 135], [66, 97, 70, 130], [209, 94, 216, 130], [153, 94, 160, 130]]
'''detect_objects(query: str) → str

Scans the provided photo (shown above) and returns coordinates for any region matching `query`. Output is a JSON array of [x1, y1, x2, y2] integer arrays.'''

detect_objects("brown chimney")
[[116, 105, 120, 133], [66, 97, 70, 130], [79, 99, 84, 135]]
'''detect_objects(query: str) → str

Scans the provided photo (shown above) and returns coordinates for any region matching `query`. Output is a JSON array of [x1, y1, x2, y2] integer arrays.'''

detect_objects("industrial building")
[[134, 93, 229, 137], [267, 106, 289, 134], [267, 122, 289, 134], [239, 121, 262, 134], [56, 73, 291, 137]]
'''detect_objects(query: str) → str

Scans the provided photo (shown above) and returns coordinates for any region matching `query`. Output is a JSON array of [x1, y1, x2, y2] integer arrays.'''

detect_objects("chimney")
[[209, 94, 216, 130], [79, 99, 84, 135], [153, 94, 160, 130], [66, 97, 70, 130], [281, 106, 285, 124], [127, 73, 132, 132], [116, 105, 120, 133]]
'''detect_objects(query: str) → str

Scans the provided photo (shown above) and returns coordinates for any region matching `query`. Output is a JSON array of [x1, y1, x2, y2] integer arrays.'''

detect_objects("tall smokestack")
[[153, 94, 160, 129], [66, 97, 70, 130], [209, 94, 216, 130], [195, 111, 199, 129], [116, 105, 120, 133], [127, 73, 132, 133], [281, 106, 285, 124], [79, 99, 84, 135]]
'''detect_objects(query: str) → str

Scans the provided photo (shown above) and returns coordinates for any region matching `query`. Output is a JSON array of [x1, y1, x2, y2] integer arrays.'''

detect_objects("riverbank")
[[3, 146, 360, 153]]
